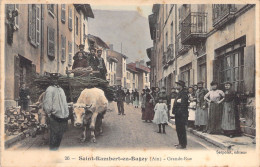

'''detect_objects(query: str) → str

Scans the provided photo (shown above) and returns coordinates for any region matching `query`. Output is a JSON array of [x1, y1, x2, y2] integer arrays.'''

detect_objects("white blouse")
[[204, 89, 225, 102]]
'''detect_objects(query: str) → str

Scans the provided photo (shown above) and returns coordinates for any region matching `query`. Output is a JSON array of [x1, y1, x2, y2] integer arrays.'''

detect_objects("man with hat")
[[19, 82, 30, 111], [72, 44, 89, 73], [172, 80, 189, 149], [88, 47, 99, 71], [43, 73, 69, 150], [116, 85, 126, 115], [96, 48, 107, 80]]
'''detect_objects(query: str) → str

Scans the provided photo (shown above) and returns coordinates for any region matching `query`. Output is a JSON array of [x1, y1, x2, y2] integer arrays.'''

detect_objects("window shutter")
[[31, 5, 36, 44], [213, 59, 220, 83], [36, 5, 40, 45], [244, 45, 255, 95], [61, 35, 66, 62], [68, 41, 72, 66], [28, 4, 32, 41], [68, 8, 72, 30], [61, 4, 65, 23], [14, 55, 20, 100], [47, 27, 55, 58], [15, 4, 19, 28]]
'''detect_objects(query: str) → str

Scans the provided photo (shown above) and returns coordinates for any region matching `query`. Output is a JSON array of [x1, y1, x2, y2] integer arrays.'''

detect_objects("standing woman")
[[130, 90, 135, 104], [125, 89, 131, 105], [143, 89, 155, 123], [141, 89, 146, 120], [133, 89, 139, 108], [221, 82, 237, 138], [187, 87, 196, 128], [204, 81, 225, 134]]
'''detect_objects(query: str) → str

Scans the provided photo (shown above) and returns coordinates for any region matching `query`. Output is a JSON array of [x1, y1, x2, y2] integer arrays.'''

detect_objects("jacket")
[[172, 88, 189, 117]]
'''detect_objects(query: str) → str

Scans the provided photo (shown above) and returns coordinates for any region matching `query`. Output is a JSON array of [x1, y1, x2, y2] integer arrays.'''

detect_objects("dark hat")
[[79, 44, 85, 49], [224, 81, 233, 86], [197, 81, 204, 85], [49, 73, 60, 80], [97, 48, 103, 52], [210, 81, 218, 86], [175, 80, 185, 87], [146, 88, 150, 92]]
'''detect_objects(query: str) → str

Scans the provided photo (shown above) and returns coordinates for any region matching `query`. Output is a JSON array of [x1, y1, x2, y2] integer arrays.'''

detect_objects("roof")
[[87, 34, 110, 49], [107, 56, 118, 63], [74, 4, 94, 18], [148, 14, 156, 40], [127, 62, 150, 73], [152, 4, 160, 13], [107, 49, 128, 59]]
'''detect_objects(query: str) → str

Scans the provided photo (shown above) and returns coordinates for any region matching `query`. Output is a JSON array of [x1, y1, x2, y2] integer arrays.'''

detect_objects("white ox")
[[72, 88, 108, 143]]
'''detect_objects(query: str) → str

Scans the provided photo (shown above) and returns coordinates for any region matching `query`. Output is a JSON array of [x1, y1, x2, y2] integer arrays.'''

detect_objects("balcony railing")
[[213, 4, 237, 27], [177, 33, 190, 55], [167, 44, 174, 61], [181, 12, 207, 45]]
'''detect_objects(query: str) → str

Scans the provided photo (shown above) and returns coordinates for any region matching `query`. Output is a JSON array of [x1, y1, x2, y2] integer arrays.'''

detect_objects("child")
[[153, 97, 168, 134]]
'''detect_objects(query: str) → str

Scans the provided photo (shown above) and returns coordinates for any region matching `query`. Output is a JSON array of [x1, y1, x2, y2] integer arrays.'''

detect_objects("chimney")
[[140, 60, 145, 66], [109, 44, 113, 50]]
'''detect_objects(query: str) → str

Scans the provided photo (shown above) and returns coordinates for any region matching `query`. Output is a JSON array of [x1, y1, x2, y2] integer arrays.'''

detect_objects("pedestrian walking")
[[221, 82, 237, 138], [116, 85, 126, 115], [204, 81, 225, 134], [153, 97, 168, 134], [141, 89, 146, 120], [172, 80, 189, 149], [130, 90, 135, 104], [43, 73, 69, 151], [143, 89, 155, 123], [195, 81, 209, 132], [133, 89, 139, 108], [125, 89, 131, 104], [188, 86, 196, 128], [19, 82, 30, 111]]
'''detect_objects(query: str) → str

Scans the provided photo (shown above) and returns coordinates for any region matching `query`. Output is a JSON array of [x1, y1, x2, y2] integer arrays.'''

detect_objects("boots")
[[157, 124, 161, 133], [162, 124, 166, 134]]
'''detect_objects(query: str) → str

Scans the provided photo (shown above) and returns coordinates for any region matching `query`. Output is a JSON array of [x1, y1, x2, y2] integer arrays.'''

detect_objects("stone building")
[[147, 4, 256, 136], [4, 4, 94, 108]]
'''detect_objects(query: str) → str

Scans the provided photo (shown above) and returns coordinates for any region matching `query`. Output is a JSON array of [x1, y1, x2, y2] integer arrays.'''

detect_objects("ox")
[[71, 88, 108, 143]]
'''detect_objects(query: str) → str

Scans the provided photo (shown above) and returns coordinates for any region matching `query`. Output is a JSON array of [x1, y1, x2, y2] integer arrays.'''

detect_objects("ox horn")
[[85, 104, 92, 108]]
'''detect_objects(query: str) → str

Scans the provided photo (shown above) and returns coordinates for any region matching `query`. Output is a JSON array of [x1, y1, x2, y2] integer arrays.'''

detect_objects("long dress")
[[204, 89, 225, 134], [221, 90, 236, 131], [133, 91, 139, 107], [188, 93, 196, 121], [143, 93, 154, 121], [125, 92, 130, 104], [195, 88, 209, 126], [141, 93, 146, 120], [153, 103, 168, 124]]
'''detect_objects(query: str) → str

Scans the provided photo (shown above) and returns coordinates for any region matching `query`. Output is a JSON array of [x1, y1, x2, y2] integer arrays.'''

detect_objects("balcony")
[[181, 12, 207, 45], [212, 4, 237, 28], [162, 52, 168, 69], [167, 44, 174, 64], [177, 33, 190, 55]]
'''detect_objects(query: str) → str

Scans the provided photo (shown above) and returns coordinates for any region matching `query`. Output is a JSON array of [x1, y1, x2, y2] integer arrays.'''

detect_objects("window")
[[47, 27, 55, 58], [198, 56, 207, 87], [68, 7, 72, 30], [180, 63, 192, 87], [48, 4, 55, 17], [219, 50, 244, 91], [145, 73, 148, 83], [14, 4, 19, 29], [83, 23, 86, 43], [76, 16, 78, 35], [28, 4, 40, 46], [61, 35, 66, 62], [61, 4, 65, 23], [68, 41, 72, 66]]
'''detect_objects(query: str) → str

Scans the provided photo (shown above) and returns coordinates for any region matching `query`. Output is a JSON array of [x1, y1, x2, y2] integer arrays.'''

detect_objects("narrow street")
[[8, 102, 217, 150]]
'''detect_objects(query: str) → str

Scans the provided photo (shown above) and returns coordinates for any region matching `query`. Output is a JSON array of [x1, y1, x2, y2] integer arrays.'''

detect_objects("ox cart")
[[30, 68, 116, 142]]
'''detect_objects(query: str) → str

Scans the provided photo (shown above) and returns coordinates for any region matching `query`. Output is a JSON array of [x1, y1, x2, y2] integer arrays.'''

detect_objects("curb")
[[5, 128, 36, 149], [168, 119, 230, 149]]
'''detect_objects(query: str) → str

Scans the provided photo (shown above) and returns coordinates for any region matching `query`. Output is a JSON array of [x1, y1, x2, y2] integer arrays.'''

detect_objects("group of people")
[[72, 44, 107, 80], [125, 89, 140, 108], [138, 80, 241, 149]]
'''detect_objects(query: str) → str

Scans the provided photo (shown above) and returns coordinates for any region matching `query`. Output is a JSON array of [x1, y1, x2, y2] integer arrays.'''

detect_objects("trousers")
[[117, 101, 124, 114], [175, 115, 187, 147], [49, 116, 68, 150]]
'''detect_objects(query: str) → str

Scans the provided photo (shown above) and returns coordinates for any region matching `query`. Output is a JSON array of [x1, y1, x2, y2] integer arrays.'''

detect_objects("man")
[[116, 85, 126, 115], [88, 47, 99, 71], [172, 80, 189, 149], [195, 81, 208, 132], [19, 82, 30, 111], [96, 49, 107, 80], [43, 73, 69, 150]]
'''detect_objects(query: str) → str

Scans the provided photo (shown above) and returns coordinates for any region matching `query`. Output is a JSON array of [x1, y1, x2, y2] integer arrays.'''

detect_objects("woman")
[[153, 97, 168, 134], [130, 90, 135, 104], [141, 89, 146, 120], [221, 82, 237, 138], [133, 89, 139, 108], [143, 89, 155, 123], [204, 81, 225, 134], [125, 89, 131, 104], [188, 86, 196, 128]]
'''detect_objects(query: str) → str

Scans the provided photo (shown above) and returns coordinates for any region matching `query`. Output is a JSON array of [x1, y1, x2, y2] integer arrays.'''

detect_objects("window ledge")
[[61, 19, 65, 24], [48, 10, 55, 18]]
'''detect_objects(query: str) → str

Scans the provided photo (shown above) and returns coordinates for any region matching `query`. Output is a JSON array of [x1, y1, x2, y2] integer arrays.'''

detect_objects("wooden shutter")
[[68, 8, 72, 30], [28, 5, 32, 41], [15, 4, 19, 28], [244, 45, 255, 95], [68, 41, 72, 66], [61, 35, 66, 62], [61, 4, 65, 23], [36, 5, 40, 45], [14, 55, 20, 100], [47, 27, 55, 58]]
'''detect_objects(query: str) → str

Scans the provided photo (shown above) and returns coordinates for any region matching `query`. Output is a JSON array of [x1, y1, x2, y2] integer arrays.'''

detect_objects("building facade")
[[4, 4, 94, 108], [148, 4, 256, 136]]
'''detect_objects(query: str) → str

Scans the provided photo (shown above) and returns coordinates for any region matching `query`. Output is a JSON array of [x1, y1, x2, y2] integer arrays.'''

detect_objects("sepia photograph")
[[0, 0, 259, 166]]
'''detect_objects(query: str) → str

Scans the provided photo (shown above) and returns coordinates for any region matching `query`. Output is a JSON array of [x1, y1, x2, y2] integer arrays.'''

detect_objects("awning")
[[74, 4, 94, 18], [87, 34, 110, 49]]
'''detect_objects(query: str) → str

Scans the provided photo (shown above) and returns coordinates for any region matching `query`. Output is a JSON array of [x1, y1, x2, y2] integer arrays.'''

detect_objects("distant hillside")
[[88, 10, 153, 63]]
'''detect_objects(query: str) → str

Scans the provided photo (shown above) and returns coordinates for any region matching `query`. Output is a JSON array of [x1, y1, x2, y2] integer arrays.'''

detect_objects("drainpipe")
[[56, 4, 59, 73], [40, 5, 44, 75]]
